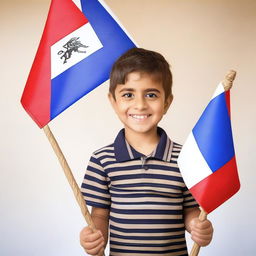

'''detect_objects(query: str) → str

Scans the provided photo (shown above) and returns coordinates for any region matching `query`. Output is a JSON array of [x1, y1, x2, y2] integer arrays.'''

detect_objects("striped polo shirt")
[[81, 127, 198, 256]]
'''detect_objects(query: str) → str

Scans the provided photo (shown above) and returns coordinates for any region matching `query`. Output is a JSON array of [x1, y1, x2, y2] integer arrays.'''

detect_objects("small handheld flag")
[[21, 0, 136, 128], [20, 2, 136, 254], [178, 70, 240, 256], [178, 70, 240, 214]]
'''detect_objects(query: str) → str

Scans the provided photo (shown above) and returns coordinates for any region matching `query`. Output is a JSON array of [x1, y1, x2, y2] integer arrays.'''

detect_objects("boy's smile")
[[109, 72, 172, 139], [129, 114, 151, 120]]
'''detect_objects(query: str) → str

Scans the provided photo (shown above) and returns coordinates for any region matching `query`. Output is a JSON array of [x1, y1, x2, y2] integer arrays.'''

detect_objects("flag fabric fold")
[[21, 0, 136, 128], [177, 83, 240, 213]]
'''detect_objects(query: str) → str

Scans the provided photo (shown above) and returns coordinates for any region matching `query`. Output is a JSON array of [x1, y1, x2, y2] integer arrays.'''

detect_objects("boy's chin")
[[124, 125, 158, 135]]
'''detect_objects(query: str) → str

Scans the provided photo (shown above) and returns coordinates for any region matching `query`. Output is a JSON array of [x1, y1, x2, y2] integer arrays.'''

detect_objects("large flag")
[[21, 0, 136, 128], [177, 82, 240, 213]]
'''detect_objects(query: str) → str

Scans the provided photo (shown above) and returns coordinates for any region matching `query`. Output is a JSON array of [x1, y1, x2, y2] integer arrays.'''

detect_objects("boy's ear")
[[164, 94, 173, 114]]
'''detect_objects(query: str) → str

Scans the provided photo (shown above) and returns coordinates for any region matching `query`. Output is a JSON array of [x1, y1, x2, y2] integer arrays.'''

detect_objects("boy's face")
[[109, 72, 173, 137]]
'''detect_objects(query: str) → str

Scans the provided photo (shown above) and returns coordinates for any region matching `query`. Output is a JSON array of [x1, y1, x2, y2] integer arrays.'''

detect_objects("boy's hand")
[[80, 226, 105, 256], [189, 217, 213, 247]]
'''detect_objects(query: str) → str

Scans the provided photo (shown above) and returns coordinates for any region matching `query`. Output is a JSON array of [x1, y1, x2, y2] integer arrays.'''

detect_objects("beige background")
[[1, 0, 255, 255]]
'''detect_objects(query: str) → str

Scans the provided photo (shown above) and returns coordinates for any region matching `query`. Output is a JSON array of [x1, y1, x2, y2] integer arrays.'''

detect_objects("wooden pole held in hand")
[[189, 70, 236, 256], [43, 125, 95, 227], [189, 208, 208, 256], [43, 125, 106, 256]]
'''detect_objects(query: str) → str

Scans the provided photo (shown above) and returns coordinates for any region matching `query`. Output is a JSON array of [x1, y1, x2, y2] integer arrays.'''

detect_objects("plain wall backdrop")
[[1, 0, 256, 255]]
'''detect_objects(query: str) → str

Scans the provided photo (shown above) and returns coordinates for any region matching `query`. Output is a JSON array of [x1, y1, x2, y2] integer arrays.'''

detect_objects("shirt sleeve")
[[81, 153, 111, 209], [183, 186, 199, 208]]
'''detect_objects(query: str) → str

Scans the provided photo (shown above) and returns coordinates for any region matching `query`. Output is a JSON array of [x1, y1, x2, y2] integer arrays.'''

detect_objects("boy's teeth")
[[131, 115, 148, 119]]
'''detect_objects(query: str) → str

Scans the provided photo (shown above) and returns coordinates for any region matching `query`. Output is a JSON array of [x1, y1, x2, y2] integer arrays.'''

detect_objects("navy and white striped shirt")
[[81, 128, 198, 256]]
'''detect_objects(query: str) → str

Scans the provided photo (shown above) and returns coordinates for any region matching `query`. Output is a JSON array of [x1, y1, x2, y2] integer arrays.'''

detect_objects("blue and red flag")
[[177, 83, 240, 213], [21, 0, 136, 128]]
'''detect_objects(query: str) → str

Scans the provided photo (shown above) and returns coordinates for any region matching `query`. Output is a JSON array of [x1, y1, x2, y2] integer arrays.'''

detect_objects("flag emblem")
[[51, 22, 103, 79], [57, 37, 89, 64]]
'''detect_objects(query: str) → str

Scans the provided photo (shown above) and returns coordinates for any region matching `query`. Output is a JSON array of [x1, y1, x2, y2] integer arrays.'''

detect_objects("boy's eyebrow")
[[144, 88, 161, 93], [118, 88, 161, 93], [118, 88, 135, 93]]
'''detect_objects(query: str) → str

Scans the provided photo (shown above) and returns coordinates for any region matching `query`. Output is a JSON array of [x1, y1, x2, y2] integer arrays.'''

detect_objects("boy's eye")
[[122, 93, 134, 98], [146, 93, 157, 98]]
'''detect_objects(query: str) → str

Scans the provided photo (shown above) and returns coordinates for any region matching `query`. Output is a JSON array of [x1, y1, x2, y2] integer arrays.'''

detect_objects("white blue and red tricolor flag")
[[178, 83, 240, 213], [21, 0, 136, 128]]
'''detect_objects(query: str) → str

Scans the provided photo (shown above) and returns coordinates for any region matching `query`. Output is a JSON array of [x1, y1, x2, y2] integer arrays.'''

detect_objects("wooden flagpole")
[[189, 70, 236, 256], [43, 125, 106, 256], [43, 125, 95, 227]]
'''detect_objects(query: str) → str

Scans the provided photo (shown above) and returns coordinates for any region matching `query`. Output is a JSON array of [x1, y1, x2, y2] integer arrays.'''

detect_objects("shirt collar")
[[113, 127, 173, 162]]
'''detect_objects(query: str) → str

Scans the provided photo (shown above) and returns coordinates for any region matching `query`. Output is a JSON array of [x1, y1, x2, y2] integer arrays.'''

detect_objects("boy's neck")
[[124, 127, 160, 156]]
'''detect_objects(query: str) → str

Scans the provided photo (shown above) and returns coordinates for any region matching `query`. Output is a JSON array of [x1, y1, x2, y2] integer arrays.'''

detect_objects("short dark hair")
[[109, 48, 173, 99]]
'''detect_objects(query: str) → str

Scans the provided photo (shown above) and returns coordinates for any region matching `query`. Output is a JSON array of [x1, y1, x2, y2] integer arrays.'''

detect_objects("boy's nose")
[[134, 96, 147, 110]]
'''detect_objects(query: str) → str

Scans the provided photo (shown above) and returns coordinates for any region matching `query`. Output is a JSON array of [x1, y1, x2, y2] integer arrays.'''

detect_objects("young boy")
[[80, 48, 213, 256]]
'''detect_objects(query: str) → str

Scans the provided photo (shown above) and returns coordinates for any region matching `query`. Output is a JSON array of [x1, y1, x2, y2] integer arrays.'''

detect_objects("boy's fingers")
[[191, 232, 212, 247], [83, 236, 104, 250], [197, 220, 212, 229], [194, 222, 213, 235], [191, 219, 213, 247], [86, 241, 105, 256], [80, 228, 105, 255], [191, 230, 212, 240], [81, 229, 103, 242], [191, 218, 213, 231]]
